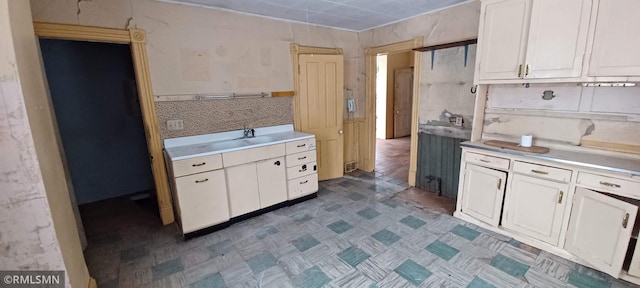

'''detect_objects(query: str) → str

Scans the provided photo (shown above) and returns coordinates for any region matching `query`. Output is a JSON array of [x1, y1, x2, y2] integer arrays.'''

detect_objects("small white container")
[[520, 134, 533, 147]]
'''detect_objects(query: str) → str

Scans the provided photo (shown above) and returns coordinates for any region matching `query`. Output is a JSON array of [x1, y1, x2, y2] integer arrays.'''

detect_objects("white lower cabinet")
[[226, 162, 260, 218], [502, 174, 569, 245], [461, 164, 507, 226], [257, 157, 287, 208], [565, 187, 638, 277], [288, 174, 319, 199], [174, 169, 229, 233]]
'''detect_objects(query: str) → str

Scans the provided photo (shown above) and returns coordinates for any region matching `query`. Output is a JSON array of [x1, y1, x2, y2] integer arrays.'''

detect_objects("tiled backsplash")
[[156, 97, 294, 139]]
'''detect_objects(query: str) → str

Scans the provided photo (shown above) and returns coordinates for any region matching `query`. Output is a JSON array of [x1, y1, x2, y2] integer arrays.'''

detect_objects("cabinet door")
[[257, 157, 287, 208], [565, 187, 638, 277], [476, 0, 531, 80], [461, 164, 507, 226], [226, 163, 260, 217], [589, 0, 640, 76], [174, 170, 229, 233], [502, 174, 569, 245], [524, 0, 591, 78]]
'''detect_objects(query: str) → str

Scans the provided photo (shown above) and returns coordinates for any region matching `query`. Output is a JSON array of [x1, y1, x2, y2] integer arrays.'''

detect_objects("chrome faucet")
[[243, 126, 255, 138]]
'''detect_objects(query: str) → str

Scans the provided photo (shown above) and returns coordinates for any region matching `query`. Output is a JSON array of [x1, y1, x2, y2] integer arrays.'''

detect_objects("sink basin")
[[240, 135, 278, 145]]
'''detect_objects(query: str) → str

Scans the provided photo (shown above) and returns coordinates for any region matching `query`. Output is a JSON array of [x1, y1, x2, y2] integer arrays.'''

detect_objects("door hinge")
[[623, 213, 630, 229], [497, 178, 502, 190], [298, 64, 300, 74]]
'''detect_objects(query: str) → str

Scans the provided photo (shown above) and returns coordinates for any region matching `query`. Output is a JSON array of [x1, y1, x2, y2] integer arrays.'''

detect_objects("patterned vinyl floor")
[[82, 171, 636, 288]]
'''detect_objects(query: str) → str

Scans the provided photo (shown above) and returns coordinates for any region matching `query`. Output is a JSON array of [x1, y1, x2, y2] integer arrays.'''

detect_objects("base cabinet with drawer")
[[285, 138, 318, 199], [456, 145, 640, 284]]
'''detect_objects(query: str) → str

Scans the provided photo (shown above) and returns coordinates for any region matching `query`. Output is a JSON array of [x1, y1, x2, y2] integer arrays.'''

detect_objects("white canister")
[[520, 134, 533, 147]]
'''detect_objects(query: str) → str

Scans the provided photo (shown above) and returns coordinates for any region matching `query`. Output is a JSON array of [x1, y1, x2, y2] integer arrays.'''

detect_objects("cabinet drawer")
[[286, 138, 316, 154], [577, 172, 640, 198], [223, 144, 285, 167], [172, 154, 223, 177], [288, 173, 318, 199], [286, 150, 317, 167], [465, 152, 510, 170], [287, 162, 317, 180], [513, 161, 572, 183]]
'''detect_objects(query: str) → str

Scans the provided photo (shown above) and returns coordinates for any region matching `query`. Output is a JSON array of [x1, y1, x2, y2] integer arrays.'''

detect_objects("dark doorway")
[[39, 39, 154, 205]]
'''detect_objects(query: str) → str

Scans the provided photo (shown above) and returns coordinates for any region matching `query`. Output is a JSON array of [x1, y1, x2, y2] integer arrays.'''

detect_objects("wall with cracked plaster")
[[30, 0, 361, 130], [484, 84, 640, 152], [1, 1, 89, 287], [418, 45, 476, 139]]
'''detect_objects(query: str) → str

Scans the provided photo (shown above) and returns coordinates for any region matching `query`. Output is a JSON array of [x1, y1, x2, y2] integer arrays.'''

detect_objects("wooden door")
[[257, 157, 287, 208], [502, 174, 569, 245], [565, 187, 638, 277], [174, 170, 229, 233], [226, 163, 260, 217], [589, 0, 640, 76], [477, 0, 531, 80], [298, 54, 344, 180], [524, 0, 591, 78], [461, 164, 507, 226], [394, 68, 413, 138]]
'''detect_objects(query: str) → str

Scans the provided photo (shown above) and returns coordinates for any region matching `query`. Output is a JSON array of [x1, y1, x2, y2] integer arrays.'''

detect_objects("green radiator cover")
[[416, 132, 464, 199]]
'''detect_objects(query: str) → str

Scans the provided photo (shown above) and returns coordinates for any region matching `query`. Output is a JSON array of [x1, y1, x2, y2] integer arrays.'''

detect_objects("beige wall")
[[0, 1, 88, 287], [385, 51, 413, 139], [30, 0, 361, 136]]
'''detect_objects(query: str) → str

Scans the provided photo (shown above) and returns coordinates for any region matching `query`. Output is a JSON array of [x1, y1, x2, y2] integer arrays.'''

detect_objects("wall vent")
[[344, 161, 357, 173]]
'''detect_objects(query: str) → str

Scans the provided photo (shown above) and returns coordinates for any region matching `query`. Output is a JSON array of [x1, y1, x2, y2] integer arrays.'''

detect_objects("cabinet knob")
[[274, 161, 281, 166], [299, 164, 307, 172]]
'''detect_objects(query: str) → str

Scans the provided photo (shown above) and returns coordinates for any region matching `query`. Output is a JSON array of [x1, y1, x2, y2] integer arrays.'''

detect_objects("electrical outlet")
[[167, 120, 184, 130], [455, 116, 463, 127]]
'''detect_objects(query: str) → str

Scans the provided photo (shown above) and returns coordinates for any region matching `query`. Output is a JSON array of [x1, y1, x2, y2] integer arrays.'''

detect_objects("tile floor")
[[81, 171, 636, 288]]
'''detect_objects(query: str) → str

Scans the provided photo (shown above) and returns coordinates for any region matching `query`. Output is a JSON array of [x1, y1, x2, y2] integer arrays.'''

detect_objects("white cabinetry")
[[503, 174, 569, 245], [476, 0, 591, 82], [588, 0, 640, 77], [286, 138, 318, 199], [174, 169, 229, 233], [226, 162, 261, 218], [460, 164, 507, 226], [257, 157, 287, 208]]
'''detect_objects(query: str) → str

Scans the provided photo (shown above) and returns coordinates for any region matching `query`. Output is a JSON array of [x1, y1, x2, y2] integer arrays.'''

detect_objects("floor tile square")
[[338, 246, 371, 267], [246, 251, 278, 274], [451, 225, 481, 241], [371, 229, 401, 246], [425, 240, 459, 261], [152, 258, 184, 280], [347, 192, 366, 201], [295, 214, 314, 223], [400, 215, 427, 229], [394, 259, 432, 286], [382, 199, 398, 208], [190, 272, 225, 288], [121, 246, 149, 262], [490, 254, 530, 278], [255, 226, 279, 240], [208, 239, 234, 257], [467, 276, 496, 288], [357, 208, 381, 220], [323, 203, 342, 212], [327, 220, 353, 234], [292, 266, 330, 288], [567, 270, 611, 288], [292, 234, 321, 252]]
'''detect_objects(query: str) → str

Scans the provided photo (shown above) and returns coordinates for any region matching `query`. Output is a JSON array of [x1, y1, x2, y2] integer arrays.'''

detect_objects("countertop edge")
[[461, 141, 640, 177], [166, 134, 314, 161]]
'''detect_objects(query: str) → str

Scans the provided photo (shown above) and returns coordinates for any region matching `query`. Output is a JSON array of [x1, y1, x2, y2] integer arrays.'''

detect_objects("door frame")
[[290, 43, 343, 131], [33, 22, 174, 225], [364, 37, 423, 186]]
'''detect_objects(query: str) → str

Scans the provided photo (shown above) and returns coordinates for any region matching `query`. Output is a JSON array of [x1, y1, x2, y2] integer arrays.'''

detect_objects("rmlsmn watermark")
[[0, 271, 64, 288]]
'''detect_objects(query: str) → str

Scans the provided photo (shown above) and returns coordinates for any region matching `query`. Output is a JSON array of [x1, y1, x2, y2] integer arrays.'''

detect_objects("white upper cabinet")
[[565, 187, 638, 277], [476, 0, 531, 81], [525, 0, 591, 78], [476, 0, 592, 82], [588, 0, 640, 77]]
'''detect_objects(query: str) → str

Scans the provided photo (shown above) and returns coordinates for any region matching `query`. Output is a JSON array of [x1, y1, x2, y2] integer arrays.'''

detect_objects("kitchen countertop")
[[462, 141, 640, 177], [165, 130, 313, 161]]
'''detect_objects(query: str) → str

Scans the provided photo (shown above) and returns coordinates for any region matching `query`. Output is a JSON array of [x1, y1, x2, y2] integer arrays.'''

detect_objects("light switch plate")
[[167, 120, 184, 130]]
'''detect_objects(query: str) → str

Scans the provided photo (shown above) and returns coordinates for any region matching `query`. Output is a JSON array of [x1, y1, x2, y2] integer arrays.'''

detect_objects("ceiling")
[[162, 0, 471, 31]]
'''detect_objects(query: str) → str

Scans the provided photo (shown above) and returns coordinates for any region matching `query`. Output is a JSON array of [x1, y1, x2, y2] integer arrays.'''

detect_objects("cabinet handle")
[[298, 156, 307, 160], [599, 181, 621, 188], [525, 64, 530, 77], [497, 178, 502, 190], [517, 64, 523, 78], [299, 167, 307, 172], [297, 144, 306, 148], [623, 213, 630, 229], [531, 169, 549, 175], [558, 191, 563, 204], [195, 178, 209, 183], [300, 180, 308, 184], [274, 161, 281, 166], [192, 162, 206, 167], [480, 159, 490, 163]]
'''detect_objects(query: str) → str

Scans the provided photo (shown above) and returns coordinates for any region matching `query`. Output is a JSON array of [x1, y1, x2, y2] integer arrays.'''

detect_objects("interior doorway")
[[374, 51, 415, 183]]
